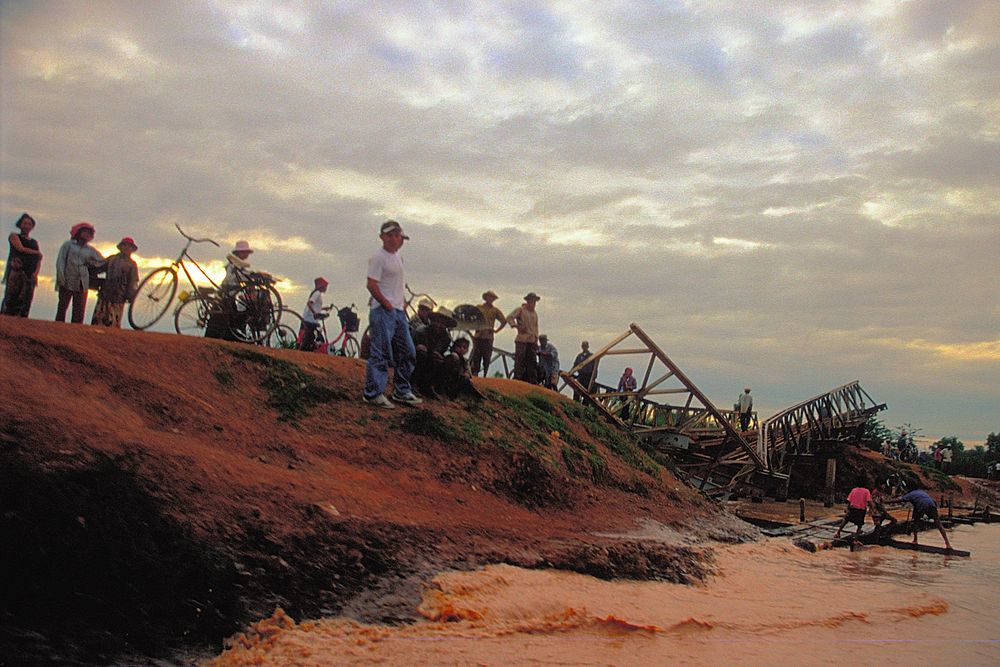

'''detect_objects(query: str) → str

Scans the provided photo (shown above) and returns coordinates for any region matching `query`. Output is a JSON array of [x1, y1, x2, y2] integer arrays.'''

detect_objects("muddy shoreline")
[[1, 452, 749, 665]]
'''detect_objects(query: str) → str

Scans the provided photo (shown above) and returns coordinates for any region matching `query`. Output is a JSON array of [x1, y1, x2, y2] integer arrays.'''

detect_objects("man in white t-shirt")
[[299, 276, 328, 352], [737, 387, 753, 432], [363, 220, 422, 408]]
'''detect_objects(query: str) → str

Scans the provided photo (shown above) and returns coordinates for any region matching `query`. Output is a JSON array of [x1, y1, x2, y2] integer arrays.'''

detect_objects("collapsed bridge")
[[559, 323, 886, 497]]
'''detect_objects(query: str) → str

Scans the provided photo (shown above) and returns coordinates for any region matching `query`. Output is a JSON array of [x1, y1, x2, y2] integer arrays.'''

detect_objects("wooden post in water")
[[824, 459, 836, 507], [948, 493, 953, 520], [799, 498, 806, 523]]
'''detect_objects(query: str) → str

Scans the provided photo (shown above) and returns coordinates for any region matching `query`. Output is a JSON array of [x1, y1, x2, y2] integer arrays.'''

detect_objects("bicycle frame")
[[171, 225, 221, 298], [304, 303, 358, 355]]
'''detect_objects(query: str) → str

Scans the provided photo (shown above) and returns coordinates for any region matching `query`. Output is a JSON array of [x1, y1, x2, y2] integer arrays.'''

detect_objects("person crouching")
[[440, 337, 484, 400]]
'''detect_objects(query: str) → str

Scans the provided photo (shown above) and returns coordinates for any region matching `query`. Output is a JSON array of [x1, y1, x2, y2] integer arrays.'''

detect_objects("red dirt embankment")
[[0, 317, 751, 664]]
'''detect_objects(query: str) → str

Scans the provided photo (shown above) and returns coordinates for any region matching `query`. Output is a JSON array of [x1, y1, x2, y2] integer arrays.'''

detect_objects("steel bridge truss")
[[560, 323, 774, 492], [758, 381, 886, 474]]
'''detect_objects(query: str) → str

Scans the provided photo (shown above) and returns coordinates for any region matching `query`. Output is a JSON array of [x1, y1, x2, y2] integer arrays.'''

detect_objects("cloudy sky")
[[2, 1, 997, 445]]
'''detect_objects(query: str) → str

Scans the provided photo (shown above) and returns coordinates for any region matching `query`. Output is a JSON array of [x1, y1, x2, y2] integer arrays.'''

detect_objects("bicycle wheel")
[[174, 295, 217, 336], [266, 323, 299, 349], [341, 335, 359, 358], [128, 267, 178, 330], [230, 283, 283, 344]]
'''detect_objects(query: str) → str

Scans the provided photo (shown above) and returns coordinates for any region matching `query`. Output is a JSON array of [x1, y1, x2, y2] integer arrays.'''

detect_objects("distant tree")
[[860, 416, 892, 452], [987, 432, 1000, 457], [934, 435, 991, 477]]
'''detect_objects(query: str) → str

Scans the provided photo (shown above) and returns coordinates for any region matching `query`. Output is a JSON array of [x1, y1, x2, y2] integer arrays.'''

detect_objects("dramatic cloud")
[[2, 0, 997, 443]]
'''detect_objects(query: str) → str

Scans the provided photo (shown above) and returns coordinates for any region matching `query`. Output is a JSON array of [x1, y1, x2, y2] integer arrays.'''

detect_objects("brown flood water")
[[211, 525, 1000, 666]]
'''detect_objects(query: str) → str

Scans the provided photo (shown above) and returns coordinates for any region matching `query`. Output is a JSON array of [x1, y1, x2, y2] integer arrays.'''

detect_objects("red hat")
[[314, 277, 329, 287], [117, 237, 138, 251], [70, 222, 95, 238]]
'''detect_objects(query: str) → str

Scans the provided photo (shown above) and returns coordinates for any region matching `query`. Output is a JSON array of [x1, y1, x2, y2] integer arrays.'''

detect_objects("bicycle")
[[130, 224, 283, 343], [283, 303, 361, 356], [128, 223, 220, 330]]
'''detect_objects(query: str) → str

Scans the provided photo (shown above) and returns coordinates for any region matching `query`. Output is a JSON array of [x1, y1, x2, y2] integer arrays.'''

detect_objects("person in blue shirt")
[[891, 488, 953, 550]]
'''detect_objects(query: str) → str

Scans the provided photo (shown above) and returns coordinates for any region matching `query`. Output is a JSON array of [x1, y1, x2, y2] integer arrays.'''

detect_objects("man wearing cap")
[[471, 290, 506, 377], [299, 277, 329, 352], [506, 292, 541, 383], [363, 220, 422, 408], [92, 237, 139, 328], [55, 222, 106, 323]]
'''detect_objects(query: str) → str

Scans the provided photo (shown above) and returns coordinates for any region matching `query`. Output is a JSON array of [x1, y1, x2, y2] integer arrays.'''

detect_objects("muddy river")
[[211, 524, 1000, 666]]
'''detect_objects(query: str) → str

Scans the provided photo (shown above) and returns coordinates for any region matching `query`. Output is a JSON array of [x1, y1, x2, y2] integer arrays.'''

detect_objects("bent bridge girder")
[[561, 324, 886, 497], [560, 323, 770, 492], [758, 381, 887, 474]]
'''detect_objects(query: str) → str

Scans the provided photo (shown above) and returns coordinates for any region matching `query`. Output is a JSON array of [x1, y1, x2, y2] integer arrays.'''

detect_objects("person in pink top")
[[834, 485, 874, 540]]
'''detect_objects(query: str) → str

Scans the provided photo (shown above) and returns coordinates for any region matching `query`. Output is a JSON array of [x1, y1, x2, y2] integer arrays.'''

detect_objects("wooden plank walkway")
[[752, 507, 992, 557]]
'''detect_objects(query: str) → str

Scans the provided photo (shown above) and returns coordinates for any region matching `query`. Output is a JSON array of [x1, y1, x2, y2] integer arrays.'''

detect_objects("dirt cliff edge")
[[0, 317, 751, 664]]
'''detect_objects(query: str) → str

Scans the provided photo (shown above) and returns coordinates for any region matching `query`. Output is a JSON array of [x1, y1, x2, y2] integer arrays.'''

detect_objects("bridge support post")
[[824, 458, 836, 507]]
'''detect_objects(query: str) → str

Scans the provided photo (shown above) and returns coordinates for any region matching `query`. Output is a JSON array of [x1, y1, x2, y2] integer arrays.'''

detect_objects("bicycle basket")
[[338, 307, 360, 332]]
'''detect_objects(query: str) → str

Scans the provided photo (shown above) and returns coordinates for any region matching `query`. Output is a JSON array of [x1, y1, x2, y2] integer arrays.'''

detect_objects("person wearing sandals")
[[2, 213, 42, 317], [362, 220, 422, 408], [92, 237, 139, 328]]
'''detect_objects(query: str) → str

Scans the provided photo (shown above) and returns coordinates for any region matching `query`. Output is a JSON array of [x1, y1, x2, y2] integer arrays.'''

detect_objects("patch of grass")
[[562, 398, 661, 477], [498, 391, 661, 478], [212, 367, 234, 388], [223, 347, 347, 422], [398, 409, 461, 442], [498, 392, 567, 434], [459, 417, 484, 446]]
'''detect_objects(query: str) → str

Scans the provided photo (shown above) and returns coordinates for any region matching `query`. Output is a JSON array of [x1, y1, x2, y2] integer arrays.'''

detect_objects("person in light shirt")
[[299, 277, 328, 352], [362, 220, 422, 408]]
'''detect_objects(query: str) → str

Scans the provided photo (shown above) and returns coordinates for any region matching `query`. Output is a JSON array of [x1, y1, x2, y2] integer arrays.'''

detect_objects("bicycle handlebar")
[[175, 223, 220, 247], [326, 302, 358, 313]]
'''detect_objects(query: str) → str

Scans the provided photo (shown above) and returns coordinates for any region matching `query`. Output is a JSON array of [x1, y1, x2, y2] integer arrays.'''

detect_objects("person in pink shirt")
[[834, 485, 874, 540]]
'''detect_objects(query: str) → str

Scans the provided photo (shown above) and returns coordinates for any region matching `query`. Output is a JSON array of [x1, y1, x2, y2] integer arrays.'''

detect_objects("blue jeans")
[[364, 306, 416, 398]]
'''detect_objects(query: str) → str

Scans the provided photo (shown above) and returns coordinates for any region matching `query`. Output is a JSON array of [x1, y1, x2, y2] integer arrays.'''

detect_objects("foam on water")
[[210, 524, 1000, 666]]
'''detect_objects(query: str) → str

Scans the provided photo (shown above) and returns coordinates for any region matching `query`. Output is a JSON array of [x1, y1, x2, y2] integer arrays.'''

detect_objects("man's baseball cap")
[[380, 220, 409, 239]]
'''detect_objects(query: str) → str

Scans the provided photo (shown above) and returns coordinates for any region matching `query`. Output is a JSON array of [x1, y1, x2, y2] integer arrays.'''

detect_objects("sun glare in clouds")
[[712, 237, 768, 251], [263, 168, 402, 204]]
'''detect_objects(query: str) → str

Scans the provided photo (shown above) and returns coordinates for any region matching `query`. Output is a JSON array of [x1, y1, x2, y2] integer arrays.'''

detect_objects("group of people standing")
[[2, 213, 139, 327], [359, 220, 598, 408]]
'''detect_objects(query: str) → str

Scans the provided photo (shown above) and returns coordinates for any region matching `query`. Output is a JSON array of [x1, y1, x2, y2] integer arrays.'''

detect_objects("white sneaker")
[[364, 394, 395, 409], [391, 392, 423, 406]]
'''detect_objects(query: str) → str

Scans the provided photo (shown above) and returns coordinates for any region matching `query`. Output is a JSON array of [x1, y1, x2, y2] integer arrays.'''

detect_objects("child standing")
[[299, 277, 329, 351], [92, 237, 139, 327]]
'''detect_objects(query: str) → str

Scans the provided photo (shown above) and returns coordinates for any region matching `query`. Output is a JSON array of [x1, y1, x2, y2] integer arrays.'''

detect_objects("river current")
[[211, 524, 1000, 666]]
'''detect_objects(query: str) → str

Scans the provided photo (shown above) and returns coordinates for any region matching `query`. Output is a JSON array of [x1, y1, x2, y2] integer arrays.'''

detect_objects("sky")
[[1, 0, 997, 446]]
